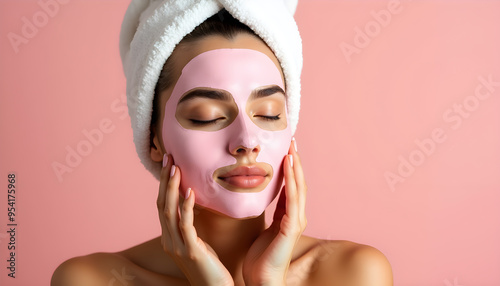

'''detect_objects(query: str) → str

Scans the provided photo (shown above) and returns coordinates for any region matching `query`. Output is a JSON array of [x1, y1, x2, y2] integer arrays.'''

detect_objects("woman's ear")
[[150, 126, 164, 163]]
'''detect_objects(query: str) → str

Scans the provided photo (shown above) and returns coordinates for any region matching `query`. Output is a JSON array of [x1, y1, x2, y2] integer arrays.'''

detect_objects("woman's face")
[[155, 34, 291, 218]]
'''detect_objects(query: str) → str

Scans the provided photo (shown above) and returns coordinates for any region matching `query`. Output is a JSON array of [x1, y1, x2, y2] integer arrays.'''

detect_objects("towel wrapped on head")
[[119, 0, 303, 181]]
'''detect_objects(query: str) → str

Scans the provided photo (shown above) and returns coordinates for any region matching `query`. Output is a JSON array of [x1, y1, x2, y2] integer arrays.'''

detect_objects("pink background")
[[1, 0, 499, 285]]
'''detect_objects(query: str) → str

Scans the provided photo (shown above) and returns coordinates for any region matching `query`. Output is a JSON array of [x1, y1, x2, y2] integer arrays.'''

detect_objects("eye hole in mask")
[[175, 86, 287, 132]]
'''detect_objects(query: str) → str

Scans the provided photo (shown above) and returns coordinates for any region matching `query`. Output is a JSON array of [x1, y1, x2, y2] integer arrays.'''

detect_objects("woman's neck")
[[192, 205, 267, 275]]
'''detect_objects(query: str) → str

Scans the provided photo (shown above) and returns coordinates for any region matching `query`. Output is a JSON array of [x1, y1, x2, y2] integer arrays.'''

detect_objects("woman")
[[52, 2, 392, 286]]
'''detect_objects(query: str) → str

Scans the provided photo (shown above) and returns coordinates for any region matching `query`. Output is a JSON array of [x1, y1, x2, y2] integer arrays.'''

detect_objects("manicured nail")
[[289, 155, 293, 168], [170, 165, 176, 177], [292, 137, 298, 152], [185, 188, 191, 199], [162, 154, 168, 168]]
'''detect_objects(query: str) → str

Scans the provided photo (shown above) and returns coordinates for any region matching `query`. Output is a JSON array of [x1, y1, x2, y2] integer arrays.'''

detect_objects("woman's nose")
[[228, 114, 261, 156], [230, 144, 261, 156]]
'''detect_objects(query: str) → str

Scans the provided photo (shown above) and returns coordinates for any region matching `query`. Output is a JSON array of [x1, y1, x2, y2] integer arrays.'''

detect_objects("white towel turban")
[[119, 0, 303, 181]]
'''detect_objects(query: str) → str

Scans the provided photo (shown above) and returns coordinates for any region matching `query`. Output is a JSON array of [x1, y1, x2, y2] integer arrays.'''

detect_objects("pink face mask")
[[162, 48, 292, 219]]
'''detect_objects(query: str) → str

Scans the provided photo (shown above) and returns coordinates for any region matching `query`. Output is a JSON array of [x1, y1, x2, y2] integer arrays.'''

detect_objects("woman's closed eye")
[[189, 117, 226, 125], [255, 114, 281, 121]]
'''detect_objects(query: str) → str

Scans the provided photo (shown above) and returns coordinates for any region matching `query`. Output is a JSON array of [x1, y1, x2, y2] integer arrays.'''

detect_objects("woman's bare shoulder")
[[51, 247, 187, 286], [50, 252, 133, 286], [291, 235, 393, 286]]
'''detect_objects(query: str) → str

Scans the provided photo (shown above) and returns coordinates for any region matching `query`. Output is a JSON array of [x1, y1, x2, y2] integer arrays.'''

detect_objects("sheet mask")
[[162, 49, 292, 219]]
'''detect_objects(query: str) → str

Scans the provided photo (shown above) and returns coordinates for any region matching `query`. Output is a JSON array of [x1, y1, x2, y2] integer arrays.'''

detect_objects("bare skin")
[[51, 34, 393, 286]]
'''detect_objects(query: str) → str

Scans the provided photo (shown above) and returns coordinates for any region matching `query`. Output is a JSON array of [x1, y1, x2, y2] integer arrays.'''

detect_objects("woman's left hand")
[[242, 138, 307, 286]]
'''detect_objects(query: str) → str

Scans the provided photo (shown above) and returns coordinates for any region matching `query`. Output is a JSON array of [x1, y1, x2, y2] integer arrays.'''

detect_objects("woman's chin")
[[193, 203, 265, 220]]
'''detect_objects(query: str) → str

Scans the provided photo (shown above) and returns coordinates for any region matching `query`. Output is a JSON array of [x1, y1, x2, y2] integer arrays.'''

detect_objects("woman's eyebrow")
[[178, 89, 231, 103], [252, 85, 285, 99]]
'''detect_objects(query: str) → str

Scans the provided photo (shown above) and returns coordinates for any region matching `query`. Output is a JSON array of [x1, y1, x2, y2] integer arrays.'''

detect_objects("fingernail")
[[170, 165, 176, 177], [162, 154, 168, 168], [292, 137, 298, 152], [185, 188, 191, 199], [289, 155, 293, 168]]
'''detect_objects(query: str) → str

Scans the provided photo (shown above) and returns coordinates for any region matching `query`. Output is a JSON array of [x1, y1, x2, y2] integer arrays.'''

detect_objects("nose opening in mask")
[[228, 111, 261, 154], [233, 145, 261, 156]]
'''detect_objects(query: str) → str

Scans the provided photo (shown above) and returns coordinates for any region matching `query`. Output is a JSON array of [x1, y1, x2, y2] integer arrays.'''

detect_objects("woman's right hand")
[[157, 154, 234, 286]]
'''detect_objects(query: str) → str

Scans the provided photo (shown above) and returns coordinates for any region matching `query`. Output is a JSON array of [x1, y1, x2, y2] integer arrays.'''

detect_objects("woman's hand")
[[242, 138, 308, 286], [157, 154, 234, 286]]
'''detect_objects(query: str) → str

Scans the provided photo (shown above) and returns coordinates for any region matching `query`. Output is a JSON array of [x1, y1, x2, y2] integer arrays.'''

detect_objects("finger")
[[164, 165, 185, 250], [158, 211, 172, 251], [290, 138, 307, 222], [290, 138, 305, 189], [283, 154, 298, 222], [179, 188, 199, 251], [157, 154, 173, 250], [157, 154, 173, 210]]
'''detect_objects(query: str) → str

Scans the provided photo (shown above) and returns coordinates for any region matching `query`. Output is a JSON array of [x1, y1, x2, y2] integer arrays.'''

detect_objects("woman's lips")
[[220, 175, 266, 188], [218, 166, 268, 189]]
